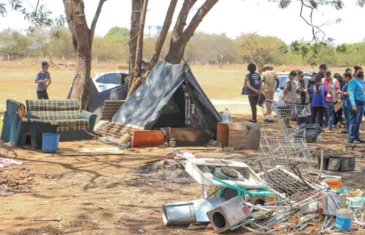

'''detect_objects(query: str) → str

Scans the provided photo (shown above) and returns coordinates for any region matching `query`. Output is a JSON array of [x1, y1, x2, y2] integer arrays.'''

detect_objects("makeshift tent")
[[112, 62, 221, 129]]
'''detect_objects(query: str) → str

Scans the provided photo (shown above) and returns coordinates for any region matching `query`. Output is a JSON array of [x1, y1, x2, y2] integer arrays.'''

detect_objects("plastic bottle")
[[222, 108, 231, 123]]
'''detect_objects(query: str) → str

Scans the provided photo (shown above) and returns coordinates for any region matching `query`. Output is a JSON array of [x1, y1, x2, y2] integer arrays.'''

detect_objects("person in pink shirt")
[[322, 70, 340, 131]]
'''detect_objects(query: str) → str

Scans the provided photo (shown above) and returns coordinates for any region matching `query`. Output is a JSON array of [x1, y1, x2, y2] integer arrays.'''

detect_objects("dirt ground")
[[1, 117, 365, 235]]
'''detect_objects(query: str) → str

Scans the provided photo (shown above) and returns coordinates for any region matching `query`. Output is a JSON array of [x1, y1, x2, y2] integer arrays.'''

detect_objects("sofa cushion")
[[56, 119, 89, 131], [28, 110, 80, 120], [26, 99, 81, 120]]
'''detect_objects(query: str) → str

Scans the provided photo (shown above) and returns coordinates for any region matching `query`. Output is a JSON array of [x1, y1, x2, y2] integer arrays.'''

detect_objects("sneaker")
[[341, 130, 349, 134], [249, 120, 257, 123], [348, 140, 354, 144], [356, 139, 365, 144], [325, 128, 331, 132]]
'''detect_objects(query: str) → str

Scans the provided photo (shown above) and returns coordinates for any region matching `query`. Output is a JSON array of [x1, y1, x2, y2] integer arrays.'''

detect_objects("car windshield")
[[95, 73, 122, 84]]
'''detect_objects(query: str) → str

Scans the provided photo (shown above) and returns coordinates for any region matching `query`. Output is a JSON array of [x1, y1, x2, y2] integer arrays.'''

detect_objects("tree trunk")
[[165, 38, 189, 63], [133, 0, 148, 78], [149, 0, 178, 70], [165, 0, 218, 64], [74, 55, 91, 109], [127, 0, 148, 99], [63, 0, 106, 109], [128, 0, 142, 88]]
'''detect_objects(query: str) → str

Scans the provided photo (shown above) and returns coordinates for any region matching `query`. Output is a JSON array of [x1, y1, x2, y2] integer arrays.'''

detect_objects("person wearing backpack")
[[309, 76, 328, 128], [322, 70, 340, 131], [244, 63, 262, 123]]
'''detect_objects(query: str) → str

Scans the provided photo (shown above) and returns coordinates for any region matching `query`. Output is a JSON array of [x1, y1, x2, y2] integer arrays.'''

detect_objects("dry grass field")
[[0, 60, 347, 113]]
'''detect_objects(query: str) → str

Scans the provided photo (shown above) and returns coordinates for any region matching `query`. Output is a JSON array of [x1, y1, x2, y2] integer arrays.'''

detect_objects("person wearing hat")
[[322, 69, 340, 131], [261, 65, 277, 116], [34, 61, 51, 99]]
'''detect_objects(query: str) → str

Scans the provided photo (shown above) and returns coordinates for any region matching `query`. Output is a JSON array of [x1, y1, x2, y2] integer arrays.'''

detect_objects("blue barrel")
[[42, 133, 60, 153]]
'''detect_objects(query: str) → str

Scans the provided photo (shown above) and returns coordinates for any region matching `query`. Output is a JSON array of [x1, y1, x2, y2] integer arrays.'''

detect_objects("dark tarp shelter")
[[112, 62, 221, 129]]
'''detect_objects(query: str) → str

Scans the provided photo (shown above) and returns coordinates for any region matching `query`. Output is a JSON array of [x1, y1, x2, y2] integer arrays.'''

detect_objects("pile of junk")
[[161, 154, 365, 234]]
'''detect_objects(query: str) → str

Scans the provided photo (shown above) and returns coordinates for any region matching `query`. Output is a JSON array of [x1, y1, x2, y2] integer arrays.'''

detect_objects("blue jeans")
[[349, 100, 365, 141], [325, 102, 335, 128], [342, 99, 350, 130]]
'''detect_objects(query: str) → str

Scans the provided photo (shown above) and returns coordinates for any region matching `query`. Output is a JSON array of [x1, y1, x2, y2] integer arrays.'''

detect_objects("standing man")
[[315, 64, 327, 81], [261, 65, 277, 116], [322, 70, 340, 131], [34, 61, 51, 99]]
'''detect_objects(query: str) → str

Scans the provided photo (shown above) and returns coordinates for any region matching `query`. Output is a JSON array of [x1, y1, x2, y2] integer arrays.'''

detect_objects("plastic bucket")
[[42, 133, 60, 153], [335, 208, 352, 232]]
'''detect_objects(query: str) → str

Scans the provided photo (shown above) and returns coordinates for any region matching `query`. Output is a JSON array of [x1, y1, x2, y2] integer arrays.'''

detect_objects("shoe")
[[348, 140, 354, 143], [249, 120, 257, 123], [341, 130, 349, 134], [356, 139, 365, 144], [325, 128, 331, 132]]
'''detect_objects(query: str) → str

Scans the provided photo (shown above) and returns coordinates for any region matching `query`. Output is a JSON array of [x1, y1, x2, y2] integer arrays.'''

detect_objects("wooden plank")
[[169, 127, 214, 146]]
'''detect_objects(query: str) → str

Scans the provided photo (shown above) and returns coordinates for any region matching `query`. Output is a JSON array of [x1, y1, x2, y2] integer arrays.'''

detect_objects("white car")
[[273, 72, 312, 102], [92, 72, 128, 93]]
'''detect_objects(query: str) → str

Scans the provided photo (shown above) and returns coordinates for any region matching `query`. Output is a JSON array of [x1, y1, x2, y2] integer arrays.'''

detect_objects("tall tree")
[[63, 0, 107, 109], [127, 0, 219, 97]]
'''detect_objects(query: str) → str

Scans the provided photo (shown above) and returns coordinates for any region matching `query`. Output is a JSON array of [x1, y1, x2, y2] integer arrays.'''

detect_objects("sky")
[[0, 0, 364, 45]]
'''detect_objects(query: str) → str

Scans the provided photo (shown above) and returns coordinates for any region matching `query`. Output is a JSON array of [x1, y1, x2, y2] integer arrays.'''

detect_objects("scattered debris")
[[34, 218, 63, 222], [0, 157, 22, 168]]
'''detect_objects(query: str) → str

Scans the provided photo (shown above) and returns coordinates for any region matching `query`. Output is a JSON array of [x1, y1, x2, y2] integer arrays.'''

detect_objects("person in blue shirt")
[[34, 61, 51, 99], [339, 72, 352, 134], [245, 63, 262, 123], [347, 67, 365, 143], [309, 76, 327, 128]]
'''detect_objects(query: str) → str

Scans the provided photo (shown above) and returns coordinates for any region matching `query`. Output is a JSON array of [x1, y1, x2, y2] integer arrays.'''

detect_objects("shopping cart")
[[275, 103, 311, 119], [258, 121, 315, 170]]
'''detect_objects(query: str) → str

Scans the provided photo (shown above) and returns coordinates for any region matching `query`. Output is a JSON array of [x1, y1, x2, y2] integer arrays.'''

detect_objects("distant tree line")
[[1, 26, 364, 67]]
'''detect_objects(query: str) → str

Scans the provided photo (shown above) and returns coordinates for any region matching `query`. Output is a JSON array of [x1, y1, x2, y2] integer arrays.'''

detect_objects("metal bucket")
[[162, 197, 225, 226], [162, 201, 196, 226]]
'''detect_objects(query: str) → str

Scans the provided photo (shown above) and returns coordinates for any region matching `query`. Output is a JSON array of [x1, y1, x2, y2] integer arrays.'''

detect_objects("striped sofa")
[[25, 99, 97, 141]]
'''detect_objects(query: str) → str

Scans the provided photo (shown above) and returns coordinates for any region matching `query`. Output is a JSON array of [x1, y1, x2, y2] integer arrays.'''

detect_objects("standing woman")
[[245, 63, 262, 123], [340, 72, 352, 134], [283, 71, 298, 103], [296, 71, 310, 126], [309, 76, 328, 128], [282, 71, 298, 127], [348, 67, 365, 143]]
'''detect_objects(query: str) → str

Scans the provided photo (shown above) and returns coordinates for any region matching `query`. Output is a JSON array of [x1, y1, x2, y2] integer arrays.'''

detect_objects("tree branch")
[[182, 0, 219, 40], [90, 0, 107, 44], [172, 0, 197, 39], [149, 0, 178, 70]]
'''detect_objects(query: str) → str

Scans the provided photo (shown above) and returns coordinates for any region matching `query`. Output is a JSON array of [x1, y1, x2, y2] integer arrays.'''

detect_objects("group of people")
[[244, 63, 365, 143]]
